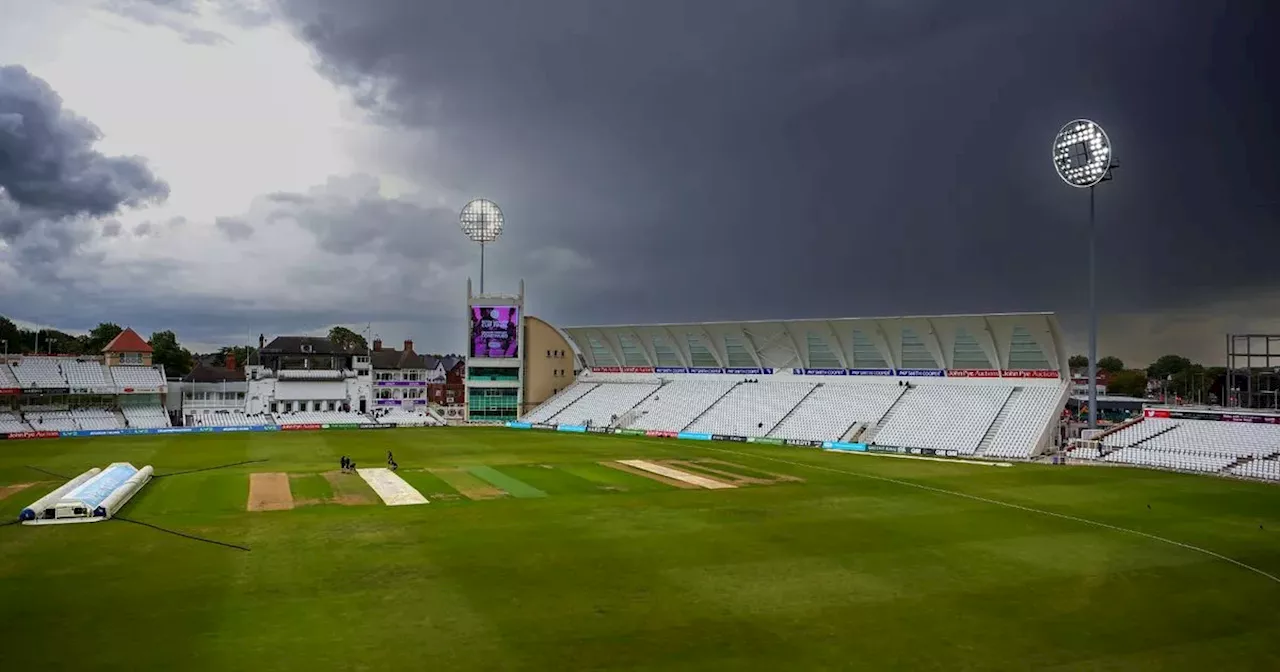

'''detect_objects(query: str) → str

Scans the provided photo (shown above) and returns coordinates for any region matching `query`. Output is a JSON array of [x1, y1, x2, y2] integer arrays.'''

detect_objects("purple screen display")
[[470, 306, 519, 358]]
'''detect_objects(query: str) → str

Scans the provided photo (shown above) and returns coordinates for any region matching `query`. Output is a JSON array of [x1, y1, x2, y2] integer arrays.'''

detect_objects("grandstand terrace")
[[526, 313, 1071, 459], [248, 335, 373, 417]]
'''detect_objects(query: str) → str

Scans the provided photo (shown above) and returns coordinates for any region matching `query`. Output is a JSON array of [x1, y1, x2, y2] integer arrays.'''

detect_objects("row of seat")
[[528, 377, 1066, 457], [4, 358, 165, 389]]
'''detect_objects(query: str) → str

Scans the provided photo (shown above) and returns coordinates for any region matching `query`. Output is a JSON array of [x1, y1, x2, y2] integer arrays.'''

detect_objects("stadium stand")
[[521, 383, 600, 424], [0, 411, 31, 433], [22, 410, 79, 431], [871, 384, 1013, 455], [0, 364, 20, 389], [1070, 413, 1280, 478], [549, 382, 660, 427], [110, 365, 166, 389], [63, 360, 111, 390], [686, 381, 817, 437], [373, 408, 441, 426], [768, 383, 904, 443], [188, 410, 275, 427], [69, 408, 123, 430], [628, 379, 738, 432], [1229, 457, 1280, 482], [273, 410, 371, 425], [123, 405, 171, 429], [10, 357, 68, 388], [548, 313, 1071, 458]]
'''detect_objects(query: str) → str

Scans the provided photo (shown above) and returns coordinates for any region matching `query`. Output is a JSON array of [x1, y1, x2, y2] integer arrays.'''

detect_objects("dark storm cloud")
[[0, 65, 168, 267], [276, 0, 1280, 356]]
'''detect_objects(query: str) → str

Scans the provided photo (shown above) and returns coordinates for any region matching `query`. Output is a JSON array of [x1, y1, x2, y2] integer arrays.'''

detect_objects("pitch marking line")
[[699, 445, 1280, 586], [618, 460, 736, 489], [356, 468, 429, 506]]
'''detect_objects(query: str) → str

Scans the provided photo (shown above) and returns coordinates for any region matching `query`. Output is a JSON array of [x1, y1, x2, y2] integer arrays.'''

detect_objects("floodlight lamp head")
[[459, 198, 504, 244], [1052, 119, 1113, 188]]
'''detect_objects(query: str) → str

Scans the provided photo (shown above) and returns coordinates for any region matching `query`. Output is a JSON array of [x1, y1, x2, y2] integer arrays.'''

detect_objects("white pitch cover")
[[356, 468, 429, 506]]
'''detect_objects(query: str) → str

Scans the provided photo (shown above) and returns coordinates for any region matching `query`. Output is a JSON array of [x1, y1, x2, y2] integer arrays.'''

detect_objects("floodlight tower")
[[459, 198, 505, 293], [1053, 119, 1116, 431]]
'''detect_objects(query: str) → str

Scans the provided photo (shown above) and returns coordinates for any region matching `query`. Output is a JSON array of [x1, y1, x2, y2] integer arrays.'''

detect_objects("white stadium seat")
[[10, 357, 68, 388], [0, 411, 31, 433], [685, 382, 816, 437], [123, 405, 171, 429], [522, 383, 600, 424], [983, 386, 1064, 459], [274, 411, 371, 425], [63, 360, 111, 389], [110, 366, 166, 389], [0, 365, 21, 390], [1093, 416, 1280, 476], [872, 384, 1013, 455], [769, 383, 903, 443], [551, 382, 661, 427], [628, 379, 738, 432], [373, 408, 442, 427], [188, 410, 276, 427]]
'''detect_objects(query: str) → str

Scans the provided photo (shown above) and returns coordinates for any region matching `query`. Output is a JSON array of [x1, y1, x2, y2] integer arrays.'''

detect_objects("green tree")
[[1097, 356, 1125, 374], [215, 345, 257, 368], [0, 316, 23, 355], [328, 326, 368, 352], [86, 322, 123, 353], [1108, 369, 1148, 397], [1147, 354, 1192, 381], [149, 330, 194, 377], [1068, 354, 1088, 370]]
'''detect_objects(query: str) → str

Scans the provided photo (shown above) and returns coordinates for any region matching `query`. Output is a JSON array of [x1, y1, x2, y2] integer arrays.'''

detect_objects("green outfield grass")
[[2, 427, 1279, 671]]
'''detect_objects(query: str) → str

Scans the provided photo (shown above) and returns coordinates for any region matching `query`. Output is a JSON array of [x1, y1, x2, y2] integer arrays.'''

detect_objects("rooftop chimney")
[[373, 339, 383, 352], [403, 339, 414, 353], [226, 353, 237, 370]]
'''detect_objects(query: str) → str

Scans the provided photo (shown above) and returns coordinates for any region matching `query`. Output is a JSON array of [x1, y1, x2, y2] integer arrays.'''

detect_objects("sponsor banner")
[[687, 367, 725, 374], [1145, 407, 1280, 424], [793, 368, 846, 376], [618, 428, 646, 436], [324, 423, 362, 429], [1002, 369, 1060, 379], [281, 423, 322, 431], [710, 434, 747, 442], [678, 432, 713, 441], [943, 450, 959, 457], [897, 369, 946, 377], [784, 439, 824, 447], [725, 367, 762, 375], [867, 445, 904, 454], [531, 423, 557, 430], [905, 447, 938, 457], [621, 366, 655, 374], [847, 368, 895, 376], [822, 441, 867, 452], [6, 430, 61, 440], [374, 399, 402, 406], [645, 430, 678, 438], [0, 387, 20, 395], [654, 367, 688, 374], [557, 424, 587, 433], [359, 423, 395, 430], [586, 426, 613, 434], [748, 437, 785, 446], [947, 369, 1001, 379], [374, 381, 428, 387], [506, 421, 533, 429], [592, 366, 623, 373], [118, 387, 162, 394]]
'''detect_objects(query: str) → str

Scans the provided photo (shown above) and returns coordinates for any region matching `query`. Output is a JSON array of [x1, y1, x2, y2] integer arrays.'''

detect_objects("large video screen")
[[470, 305, 520, 358]]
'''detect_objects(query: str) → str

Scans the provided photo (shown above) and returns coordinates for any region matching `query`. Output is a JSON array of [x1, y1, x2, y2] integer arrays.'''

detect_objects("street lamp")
[[459, 198, 505, 293], [1053, 119, 1116, 431]]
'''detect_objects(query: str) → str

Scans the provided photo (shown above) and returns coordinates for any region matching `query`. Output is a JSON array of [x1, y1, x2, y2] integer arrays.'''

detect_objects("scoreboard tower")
[[464, 278, 525, 422]]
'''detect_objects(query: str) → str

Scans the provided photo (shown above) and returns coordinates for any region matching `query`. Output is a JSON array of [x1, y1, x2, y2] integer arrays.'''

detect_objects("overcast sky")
[[1, 0, 1278, 364]]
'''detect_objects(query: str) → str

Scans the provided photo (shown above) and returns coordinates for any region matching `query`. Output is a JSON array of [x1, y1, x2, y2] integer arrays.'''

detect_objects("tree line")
[[0, 315, 195, 377], [1068, 353, 1230, 403]]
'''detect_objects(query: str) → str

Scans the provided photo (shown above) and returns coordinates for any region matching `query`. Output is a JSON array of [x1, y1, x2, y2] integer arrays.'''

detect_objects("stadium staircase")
[[974, 388, 1021, 457], [112, 409, 128, 428], [858, 385, 911, 445], [679, 382, 743, 433], [840, 423, 866, 443], [765, 383, 823, 436], [609, 381, 667, 428], [1101, 421, 1181, 458]]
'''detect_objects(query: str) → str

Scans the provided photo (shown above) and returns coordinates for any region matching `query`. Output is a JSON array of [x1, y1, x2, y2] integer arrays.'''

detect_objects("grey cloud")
[[101, 220, 123, 237], [0, 65, 169, 268], [214, 215, 253, 240], [275, 0, 1280, 359], [102, 0, 274, 42], [132, 221, 153, 237]]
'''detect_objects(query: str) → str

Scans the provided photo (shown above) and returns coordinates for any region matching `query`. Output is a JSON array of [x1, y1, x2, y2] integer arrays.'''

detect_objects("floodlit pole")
[[1053, 119, 1115, 431], [459, 199, 505, 293]]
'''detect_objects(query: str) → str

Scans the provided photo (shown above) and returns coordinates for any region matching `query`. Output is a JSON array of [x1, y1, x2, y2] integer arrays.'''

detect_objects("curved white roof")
[[562, 312, 1067, 375]]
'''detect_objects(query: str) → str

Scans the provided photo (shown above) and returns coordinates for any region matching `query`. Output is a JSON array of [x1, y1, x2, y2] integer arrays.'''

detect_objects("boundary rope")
[[112, 516, 251, 552]]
